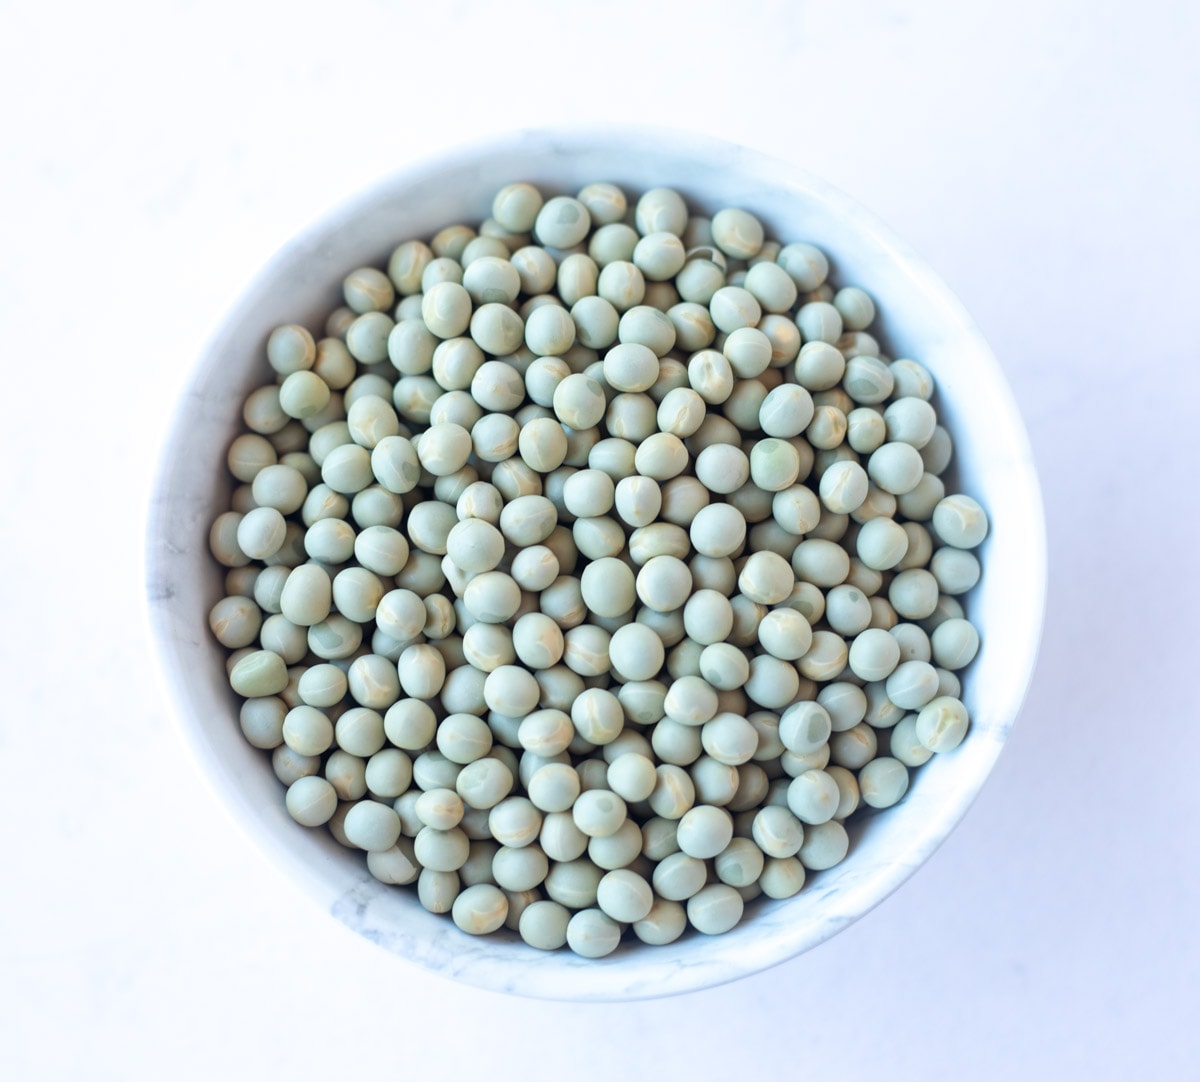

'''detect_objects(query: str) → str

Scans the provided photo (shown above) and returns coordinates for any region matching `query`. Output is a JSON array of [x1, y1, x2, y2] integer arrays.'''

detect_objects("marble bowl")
[[145, 127, 1045, 1000]]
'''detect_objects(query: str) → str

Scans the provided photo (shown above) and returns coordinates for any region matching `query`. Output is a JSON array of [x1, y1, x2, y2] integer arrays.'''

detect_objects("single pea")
[[797, 818, 849, 871], [230, 649, 288, 698], [777, 242, 829, 291], [849, 625, 903, 683], [687, 883, 744, 935], [915, 695, 970, 752], [759, 857, 807, 899], [930, 617, 981, 670], [885, 659, 941, 711], [579, 557, 635, 619], [867, 441, 926, 495], [752, 804, 805, 859], [596, 868, 655, 923], [932, 493, 990, 550], [565, 908, 622, 959], [534, 195, 591, 249], [787, 769, 840, 825], [795, 301, 843, 347], [343, 799, 402, 852], [858, 756, 910, 809], [285, 775, 338, 827], [450, 882, 508, 937]]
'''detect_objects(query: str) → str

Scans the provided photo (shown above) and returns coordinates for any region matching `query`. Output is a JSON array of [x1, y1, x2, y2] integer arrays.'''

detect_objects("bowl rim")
[[144, 123, 1047, 1000]]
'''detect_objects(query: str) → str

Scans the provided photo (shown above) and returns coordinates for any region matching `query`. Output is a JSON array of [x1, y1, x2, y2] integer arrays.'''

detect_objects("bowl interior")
[[145, 127, 1045, 1000]]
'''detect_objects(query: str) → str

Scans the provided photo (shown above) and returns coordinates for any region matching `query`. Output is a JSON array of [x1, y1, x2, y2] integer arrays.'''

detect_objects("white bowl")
[[145, 126, 1045, 1000]]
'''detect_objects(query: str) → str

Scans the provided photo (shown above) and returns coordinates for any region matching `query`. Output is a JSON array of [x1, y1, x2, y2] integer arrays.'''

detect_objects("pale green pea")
[[575, 182, 626, 226], [714, 836, 765, 888], [461, 235, 510, 266], [284, 774, 338, 828], [561, 623, 611, 677], [556, 254, 598, 307], [829, 722, 878, 770], [708, 285, 761, 334], [890, 358, 935, 400], [240, 697, 286, 749], [748, 438, 801, 493], [889, 714, 935, 767], [619, 304, 676, 355], [635, 187, 688, 236], [657, 714, 700, 767], [666, 301, 717, 353], [687, 883, 744, 935], [414, 824, 470, 871], [374, 589, 426, 644], [752, 804, 805, 858], [492, 845, 548, 892], [350, 484, 403, 529], [306, 612, 362, 660], [596, 868, 654, 923], [689, 504, 746, 559], [597, 260, 645, 312], [342, 799, 402, 853], [844, 356, 895, 408], [226, 433, 278, 484], [920, 425, 954, 475], [415, 786, 465, 830], [884, 396, 937, 449], [743, 260, 798, 314], [759, 857, 807, 899], [344, 311, 394, 365], [388, 239, 434, 294], [416, 868, 460, 914], [429, 228, 472, 263], [519, 899, 571, 951], [267, 324, 316, 376], [777, 701, 831, 758], [652, 850, 707, 902], [208, 595, 262, 650], [447, 882, 507, 936], [863, 680, 905, 729], [916, 695, 970, 752], [796, 817, 849, 871], [931, 617, 980, 670], [534, 195, 591, 249], [855, 516, 909, 571], [570, 788, 627, 839], [767, 485, 817, 538], [242, 385, 289, 436], [570, 295, 620, 350], [524, 356, 571, 410], [806, 405, 847, 451], [932, 494, 989, 550], [758, 386, 815, 442], [417, 281, 470, 340], [605, 622, 664, 683], [896, 472, 945, 523], [700, 713, 759, 767], [742, 654, 798, 709], [344, 654, 398, 711], [506, 246, 555, 296], [825, 587, 873, 638], [565, 908, 622, 958], [817, 458, 869, 514], [553, 373, 606, 429], [364, 748, 413, 800], [792, 630, 846, 684], [482, 664, 540, 718], [796, 301, 844, 347], [889, 568, 940, 620], [468, 303, 525, 357], [469, 412, 519, 463], [524, 303, 576, 356], [678, 255, 727, 306], [331, 706, 383, 758], [330, 566, 383, 623], [632, 232, 686, 281], [852, 757, 908, 812], [445, 517, 504, 574], [792, 537, 850, 587], [777, 242, 825, 292], [420, 256, 463, 293], [453, 756, 514, 811], [588, 820, 644, 870], [489, 181, 542, 233], [230, 649, 288, 699], [896, 523, 934, 571], [885, 659, 940, 711], [271, 744, 320, 787], [311, 337, 355, 389], [250, 463, 309, 515], [648, 763, 696, 819], [588, 221, 639, 266], [320, 441, 374, 494], [711, 208, 764, 259], [397, 642, 446, 700]]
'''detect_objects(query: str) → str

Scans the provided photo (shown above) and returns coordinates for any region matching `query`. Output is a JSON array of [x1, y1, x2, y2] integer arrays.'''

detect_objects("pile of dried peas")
[[208, 180, 989, 957]]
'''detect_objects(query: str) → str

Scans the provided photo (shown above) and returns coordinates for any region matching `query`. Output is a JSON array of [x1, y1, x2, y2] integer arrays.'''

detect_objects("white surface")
[[1, 0, 1196, 1077], [145, 127, 1043, 1000]]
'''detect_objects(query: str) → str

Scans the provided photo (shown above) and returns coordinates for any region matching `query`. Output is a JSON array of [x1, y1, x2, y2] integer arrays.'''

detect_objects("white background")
[[3, 1, 1198, 1078]]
